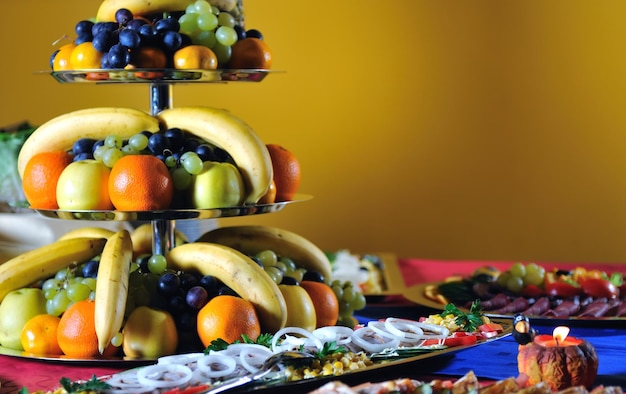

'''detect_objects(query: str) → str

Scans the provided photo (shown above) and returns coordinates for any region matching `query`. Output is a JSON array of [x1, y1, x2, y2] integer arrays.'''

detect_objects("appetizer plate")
[[403, 282, 626, 327], [85, 319, 512, 393]]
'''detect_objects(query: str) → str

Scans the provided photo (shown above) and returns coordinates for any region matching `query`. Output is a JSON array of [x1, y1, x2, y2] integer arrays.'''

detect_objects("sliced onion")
[[238, 345, 274, 373], [367, 321, 403, 340], [271, 326, 323, 352], [136, 363, 193, 388], [105, 371, 146, 393], [197, 353, 238, 378], [312, 326, 354, 345], [413, 322, 450, 339], [383, 318, 425, 341], [158, 352, 205, 366], [351, 327, 400, 353]]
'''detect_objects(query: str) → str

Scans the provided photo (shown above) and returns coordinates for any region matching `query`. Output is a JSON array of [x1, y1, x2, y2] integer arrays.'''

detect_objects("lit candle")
[[518, 325, 598, 390], [532, 326, 582, 347]]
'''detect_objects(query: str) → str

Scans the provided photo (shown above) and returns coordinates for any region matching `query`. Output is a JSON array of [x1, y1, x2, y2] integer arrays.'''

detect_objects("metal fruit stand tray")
[[38, 69, 301, 255]]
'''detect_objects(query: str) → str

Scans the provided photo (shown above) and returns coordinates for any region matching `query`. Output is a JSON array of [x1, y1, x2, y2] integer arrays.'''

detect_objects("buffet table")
[[1, 258, 625, 393]]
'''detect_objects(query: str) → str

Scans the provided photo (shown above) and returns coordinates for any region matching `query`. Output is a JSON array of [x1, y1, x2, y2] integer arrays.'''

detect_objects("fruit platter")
[[407, 261, 626, 323]]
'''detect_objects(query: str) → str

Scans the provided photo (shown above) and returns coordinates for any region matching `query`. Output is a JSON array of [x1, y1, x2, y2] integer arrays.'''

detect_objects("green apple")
[[0, 288, 47, 350], [122, 306, 178, 358], [190, 161, 245, 209], [56, 159, 114, 210]]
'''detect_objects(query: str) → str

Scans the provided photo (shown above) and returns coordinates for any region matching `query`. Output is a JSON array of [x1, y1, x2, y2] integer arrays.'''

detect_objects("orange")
[[22, 150, 73, 209], [109, 155, 174, 211], [70, 42, 104, 70], [52, 43, 77, 71], [229, 37, 272, 69], [258, 180, 277, 204], [196, 295, 261, 347], [20, 314, 63, 356], [266, 144, 301, 202], [173, 45, 218, 70], [57, 300, 116, 358], [300, 281, 339, 328], [129, 46, 168, 69]]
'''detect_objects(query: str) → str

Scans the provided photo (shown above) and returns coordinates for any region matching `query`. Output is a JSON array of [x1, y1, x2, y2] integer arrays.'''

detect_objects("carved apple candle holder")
[[517, 326, 598, 391]]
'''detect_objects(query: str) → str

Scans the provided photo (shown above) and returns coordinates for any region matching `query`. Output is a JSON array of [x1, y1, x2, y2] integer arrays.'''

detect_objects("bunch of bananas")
[[17, 105, 273, 206], [0, 224, 333, 354], [94, 0, 240, 23]]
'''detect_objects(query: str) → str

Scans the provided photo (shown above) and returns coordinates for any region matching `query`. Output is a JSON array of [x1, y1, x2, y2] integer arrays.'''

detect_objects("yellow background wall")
[[3, 1, 626, 262]]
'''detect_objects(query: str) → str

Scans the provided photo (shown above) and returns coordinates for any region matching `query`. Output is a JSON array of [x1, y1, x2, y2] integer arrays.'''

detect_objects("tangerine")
[[70, 42, 104, 70], [57, 300, 116, 358], [109, 155, 174, 211], [300, 281, 340, 328], [20, 314, 63, 356], [22, 150, 73, 209], [52, 43, 77, 71], [266, 144, 301, 202], [258, 180, 277, 204], [173, 45, 218, 70], [229, 37, 272, 69], [196, 295, 261, 347]]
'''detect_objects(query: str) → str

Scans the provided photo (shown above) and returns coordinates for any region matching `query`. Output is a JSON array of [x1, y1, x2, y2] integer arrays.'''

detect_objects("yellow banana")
[[17, 107, 160, 178], [96, 0, 195, 22], [0, 237, 107, 302], [94, 229, 133, 354], [197, 225, 333, 282], [57, 227, 115, 241], [157, 106, 273, 204], [208, 0, 237, 12], [167, 242, 287, 333]]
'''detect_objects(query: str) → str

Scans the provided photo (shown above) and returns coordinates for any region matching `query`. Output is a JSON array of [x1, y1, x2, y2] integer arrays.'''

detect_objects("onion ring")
[[104, 371, 147, 394], [136, 363, 193, 388], [351, 327, 399, 353], [158, 352, 205, 366], [238, 345, 274, 373], [271, 327, 323, 352], [312, 326, 354, 345], [413, 322, 450, 339], [383, 318, 425, 341], [196, 353, 238, 378]]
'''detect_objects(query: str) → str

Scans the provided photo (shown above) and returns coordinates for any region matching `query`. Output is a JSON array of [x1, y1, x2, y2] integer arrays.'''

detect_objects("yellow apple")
[[0, 288, 47, 350], [122, 306, 178, 358], [56, 159, 114, 210]]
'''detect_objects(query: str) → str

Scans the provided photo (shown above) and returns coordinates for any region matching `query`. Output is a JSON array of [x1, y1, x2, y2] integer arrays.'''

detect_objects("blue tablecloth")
[[356, 305, 626, 389]]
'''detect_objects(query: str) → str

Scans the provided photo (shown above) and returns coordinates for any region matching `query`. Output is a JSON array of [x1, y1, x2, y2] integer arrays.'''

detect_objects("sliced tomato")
[[422, 332, 478, 347], [478, 323, 504, 333], [545, 282, 582, 298], [580, 278, 619, 299]]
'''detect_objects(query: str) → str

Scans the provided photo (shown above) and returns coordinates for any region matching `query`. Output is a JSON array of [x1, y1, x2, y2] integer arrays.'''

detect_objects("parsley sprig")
[[205, 333, 274, 353], [311, 341, 348, 359], [60, 375, 111, 393], [442, 300, 484, 332]]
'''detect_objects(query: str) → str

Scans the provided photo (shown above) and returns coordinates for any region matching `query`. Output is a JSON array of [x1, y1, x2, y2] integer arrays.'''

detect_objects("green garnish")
[[60, 375, 110, 393], [205, 333, 274, 353], [314, 341, 348, 359], [442, 300, 484, 332]]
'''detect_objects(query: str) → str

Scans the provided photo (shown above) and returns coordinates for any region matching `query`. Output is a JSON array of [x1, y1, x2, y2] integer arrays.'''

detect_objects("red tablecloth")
[[1, 258, 624, 393]]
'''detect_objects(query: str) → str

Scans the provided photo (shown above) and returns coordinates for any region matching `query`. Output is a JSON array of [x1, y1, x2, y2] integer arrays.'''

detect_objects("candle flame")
[[553, 326, 570, 345]]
